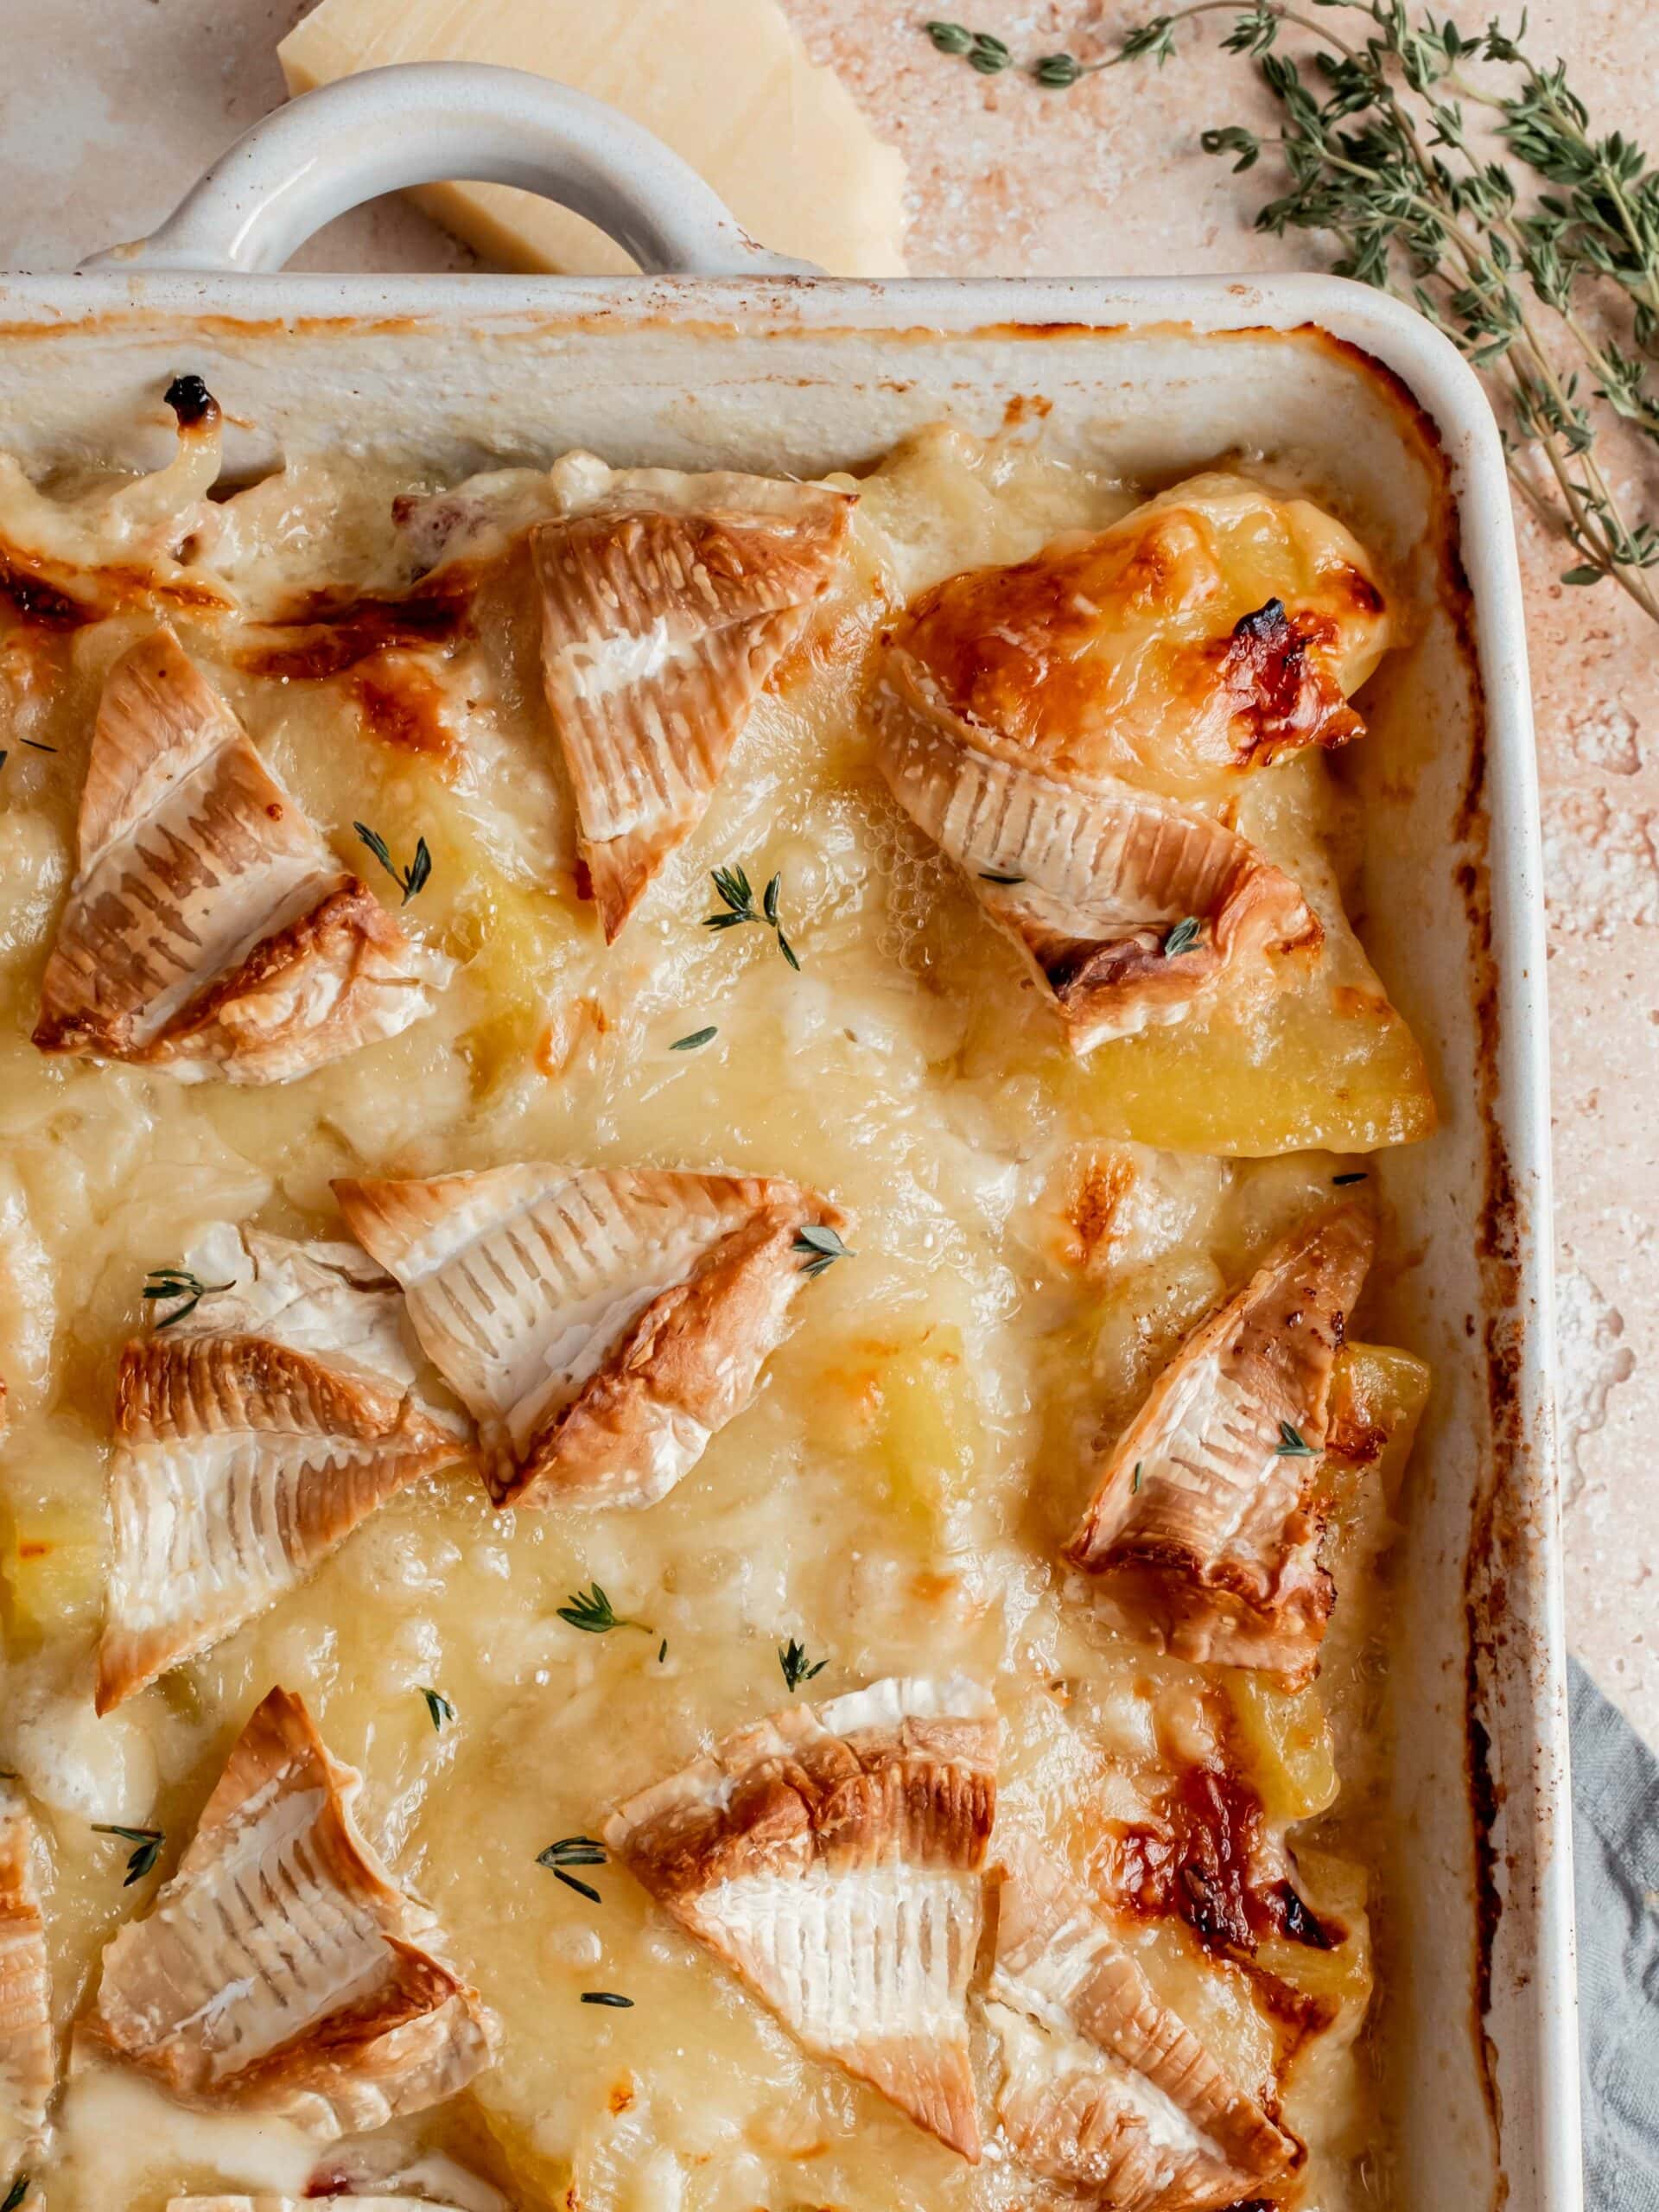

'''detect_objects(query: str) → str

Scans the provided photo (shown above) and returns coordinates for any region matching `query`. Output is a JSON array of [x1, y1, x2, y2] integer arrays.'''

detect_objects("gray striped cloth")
[[1572, 1658, 1659, 2209]]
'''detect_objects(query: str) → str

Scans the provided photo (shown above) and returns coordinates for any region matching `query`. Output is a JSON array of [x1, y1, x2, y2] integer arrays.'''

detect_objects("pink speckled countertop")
[[2, 0, 1652, 1735]]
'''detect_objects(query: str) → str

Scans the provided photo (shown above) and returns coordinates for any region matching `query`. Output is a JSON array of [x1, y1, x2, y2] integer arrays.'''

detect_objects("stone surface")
[[0, 0, 1652, 1737]]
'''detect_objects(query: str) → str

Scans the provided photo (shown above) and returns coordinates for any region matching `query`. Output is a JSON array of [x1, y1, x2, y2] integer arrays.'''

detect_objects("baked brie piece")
[[84, 1688, 495, 2133], [986, 1839, 1298, 2208], [0, 1799, 52, 2186], [335, 1165, 849, 1510], [97, 1222, 467, 1712], [532, 458, 855, 938], [605, 1675, 996, 2159], [33, 628, 454, 1082], [876, 472, 1390, 795], [1066, 1204, 1375, 1684], [870, 681, 1321, 1049]]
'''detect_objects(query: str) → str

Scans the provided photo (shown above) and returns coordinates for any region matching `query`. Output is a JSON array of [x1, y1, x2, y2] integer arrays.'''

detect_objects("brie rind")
[[34, 628, 453, 1083]]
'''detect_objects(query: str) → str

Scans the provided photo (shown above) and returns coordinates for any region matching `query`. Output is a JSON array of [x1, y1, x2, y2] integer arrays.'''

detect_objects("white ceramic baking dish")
[[0, 63, 1574, 2212]]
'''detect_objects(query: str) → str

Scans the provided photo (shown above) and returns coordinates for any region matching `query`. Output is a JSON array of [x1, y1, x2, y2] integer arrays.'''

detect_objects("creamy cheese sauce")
[[0, 421, 1421, 2209]]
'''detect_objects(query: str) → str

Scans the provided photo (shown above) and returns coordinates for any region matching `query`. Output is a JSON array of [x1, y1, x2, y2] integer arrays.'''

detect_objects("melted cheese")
[[0, 423, 1417, 2209]]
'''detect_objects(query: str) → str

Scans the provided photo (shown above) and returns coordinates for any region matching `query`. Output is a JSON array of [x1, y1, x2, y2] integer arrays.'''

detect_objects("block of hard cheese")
[[278, 0, 908, 276]]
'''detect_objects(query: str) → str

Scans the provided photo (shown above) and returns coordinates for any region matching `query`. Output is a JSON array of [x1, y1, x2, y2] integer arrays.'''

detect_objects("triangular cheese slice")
[[0, 1801, 53, 2179], [86, 1688, 495, 2136], [880, 473, 1390, 793], [871, 658, 1320, 1051], [605, 1675, 996, 2161], [34, 627, 453, 1083], [1065, 1205, 1374, 1685], [986, 1840, 1298, 2207], [97, 1224, 467, 1713], [532, 458, 854, 938], [334, 1164, 849, 1510]]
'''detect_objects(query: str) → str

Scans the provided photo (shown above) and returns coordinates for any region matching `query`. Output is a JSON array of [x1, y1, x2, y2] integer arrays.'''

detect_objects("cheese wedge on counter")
[[278, 0, 908, 276]]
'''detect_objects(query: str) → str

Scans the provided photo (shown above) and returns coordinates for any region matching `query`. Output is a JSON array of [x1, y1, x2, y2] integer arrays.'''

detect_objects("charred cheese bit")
[[85, 1687, 495, 2133], [33, 628, 454, 1083], [986, 1840, 1297, 2209], [1066, 1205, 1374, 1686], [605, 1675, 996, 2160], [0, 1802, 53, 2182], [883, 473, 1390, 797], [96, 1224, 467, 1713], [532, 458, 854, 938], [870, 660, 1320, 1051], [334, 1164, 849, 1510]]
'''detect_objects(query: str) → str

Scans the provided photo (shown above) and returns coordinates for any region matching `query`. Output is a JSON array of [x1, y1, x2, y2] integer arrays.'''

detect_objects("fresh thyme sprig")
[[143, 1267, 232, 1331], [92, 1822, 164, 1885], [793, 1224, 855, 1278], [556, 1583, 652, 1636], [1275, 1419, 1319, 1457], [925, 3, 1659, 624], [537, 1834, 607, 1901], [779, 1638, 828, 1692], [702, 864, 800, 969], [354, 821, 433, 904], [421, 1687, 454, 1732]]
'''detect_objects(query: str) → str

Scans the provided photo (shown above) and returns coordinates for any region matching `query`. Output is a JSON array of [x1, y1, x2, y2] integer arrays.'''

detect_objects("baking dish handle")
[[81, 62, 817, 278]]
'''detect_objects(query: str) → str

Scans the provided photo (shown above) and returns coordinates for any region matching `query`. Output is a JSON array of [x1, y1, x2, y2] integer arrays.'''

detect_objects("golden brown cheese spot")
[[350, 652, 461, 765], [1057, 1147, 1137, 1276], [240, 576, 476, 681], [1212, 596, 1364, 768], [607, 2075, 637, 2114], [1109, 1761, 1338, 1961], [0, 552, 97, 632], [886, 473, 1391, 794]]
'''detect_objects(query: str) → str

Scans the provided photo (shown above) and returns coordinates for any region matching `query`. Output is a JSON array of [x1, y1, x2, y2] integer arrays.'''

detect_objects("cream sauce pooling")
[[0, 422, 1412, 2209]]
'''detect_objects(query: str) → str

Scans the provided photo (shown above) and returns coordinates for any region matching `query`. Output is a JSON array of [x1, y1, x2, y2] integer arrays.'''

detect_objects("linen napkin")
[[1572, 1656, 1659, 2209]]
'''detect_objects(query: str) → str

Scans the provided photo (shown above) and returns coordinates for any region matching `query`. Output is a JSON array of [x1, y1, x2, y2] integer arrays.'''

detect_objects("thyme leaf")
[[354, 821, 432, 904], [582, 1990, 634, 2007], [1162, 916, 1203, 957], [979, 869, 1027, 885], [793, 1223, 855, 1278], [2, 2177, 29, 2211], [143, 1268, 232, 1331], [421, 1686, 454, 1732], [671, 1026, 718, 1052], [1275, 1419, 1319, 1458], [1132, 1460, 1144, 1492], [702, 864, 801, 968], [556, 1583, 652, 1637], [92, 1822, 164, 1885], [538, 1834, 607, 1901], [1332, 1170, 1370, 1185], [779, 1638, 828, 1692]]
